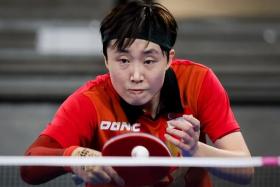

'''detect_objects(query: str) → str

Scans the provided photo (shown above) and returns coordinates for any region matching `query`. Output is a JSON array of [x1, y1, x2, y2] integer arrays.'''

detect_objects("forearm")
[[194, 142, 254, 184], [21, 146, 66, 185], [20, 135, 68, 185], [194, 141, 250, 157]]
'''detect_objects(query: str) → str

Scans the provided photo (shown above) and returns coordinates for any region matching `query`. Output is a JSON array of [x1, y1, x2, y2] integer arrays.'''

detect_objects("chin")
[[124, 97, 150, 106], [126, 100, 146, 106]]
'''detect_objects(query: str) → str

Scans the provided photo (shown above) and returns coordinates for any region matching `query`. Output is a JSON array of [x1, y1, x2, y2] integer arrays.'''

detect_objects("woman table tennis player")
[[21, 0, 254, 186]]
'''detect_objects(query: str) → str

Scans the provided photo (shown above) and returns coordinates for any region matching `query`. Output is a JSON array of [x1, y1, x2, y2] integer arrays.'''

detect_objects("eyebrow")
[[117, 48, 160, 55], [143, 49, 160, 55], [118, 48, 129, 53]]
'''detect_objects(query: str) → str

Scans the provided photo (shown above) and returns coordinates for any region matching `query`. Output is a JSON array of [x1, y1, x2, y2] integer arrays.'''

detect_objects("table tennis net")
[[0, 156, 279, 187]]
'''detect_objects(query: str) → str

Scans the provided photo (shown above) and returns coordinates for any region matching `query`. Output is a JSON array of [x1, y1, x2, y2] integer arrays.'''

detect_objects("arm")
[[21, 93, 94, 184], [195, 69, 254, 183], [165, 68, 254, 184], [20, 135, 125, 186], [21, 92, 124, 186], [165, 117, 254, 184], [20, 135, 66, 185], [195, 132, 254, 184]]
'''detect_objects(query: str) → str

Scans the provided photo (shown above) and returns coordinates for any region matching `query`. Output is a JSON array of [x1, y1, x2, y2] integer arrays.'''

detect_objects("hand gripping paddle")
[[102, 132, 172, 186]]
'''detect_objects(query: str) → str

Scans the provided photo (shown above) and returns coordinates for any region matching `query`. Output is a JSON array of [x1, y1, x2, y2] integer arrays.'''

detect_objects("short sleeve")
[[197, 69, 240, 142], [41, 93, 97, 148]]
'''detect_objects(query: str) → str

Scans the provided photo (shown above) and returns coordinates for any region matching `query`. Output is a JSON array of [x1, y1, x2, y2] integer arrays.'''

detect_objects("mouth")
[[128, 89, 145, 95]]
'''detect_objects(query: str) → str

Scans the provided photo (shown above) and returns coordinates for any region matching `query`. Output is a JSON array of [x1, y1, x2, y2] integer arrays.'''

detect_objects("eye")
[[144, 59, 155, 64], [119, 58, 129, 64]]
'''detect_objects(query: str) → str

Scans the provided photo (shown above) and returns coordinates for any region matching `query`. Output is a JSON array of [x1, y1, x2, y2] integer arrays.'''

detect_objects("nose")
[[130, 64, 144, 83]]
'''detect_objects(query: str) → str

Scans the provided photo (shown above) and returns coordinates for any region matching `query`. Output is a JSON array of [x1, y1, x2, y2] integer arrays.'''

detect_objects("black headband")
[[102, 28, 172, 51], [101, 6, 173, 51]]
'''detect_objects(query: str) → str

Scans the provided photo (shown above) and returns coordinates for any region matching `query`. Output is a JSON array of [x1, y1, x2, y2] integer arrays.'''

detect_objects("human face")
[[105, 39, 174, 109]]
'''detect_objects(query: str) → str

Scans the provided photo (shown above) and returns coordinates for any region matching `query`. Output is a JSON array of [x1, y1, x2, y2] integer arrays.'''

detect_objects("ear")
[[166, 49, 175, 70], [103, 55, 109, 69]]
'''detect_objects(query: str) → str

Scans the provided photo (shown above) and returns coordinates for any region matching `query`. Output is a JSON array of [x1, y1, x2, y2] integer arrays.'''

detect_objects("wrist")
[[63, 146, 79, 157], [63, 146, 79, 172], [192, 141, 203, 157]]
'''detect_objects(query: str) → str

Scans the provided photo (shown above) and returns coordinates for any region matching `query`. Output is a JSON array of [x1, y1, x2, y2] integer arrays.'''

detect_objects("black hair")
[[100, 0, 178, 60]]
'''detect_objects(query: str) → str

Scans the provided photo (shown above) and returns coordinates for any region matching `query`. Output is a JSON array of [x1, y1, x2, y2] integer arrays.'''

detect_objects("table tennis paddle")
[[102, 132, 172, 186]]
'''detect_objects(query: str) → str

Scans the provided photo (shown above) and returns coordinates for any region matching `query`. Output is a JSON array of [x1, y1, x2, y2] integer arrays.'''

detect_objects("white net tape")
[[0, 156, 280, 187], [0, 156, 279, 167]]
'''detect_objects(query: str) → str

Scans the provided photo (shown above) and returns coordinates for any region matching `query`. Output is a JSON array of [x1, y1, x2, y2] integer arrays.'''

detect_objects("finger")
[[183, 115, 200, 131], [87, 172, 105, 184], [167, 120, 197, 141], [165, 133, 197, 157], [166, 127, 192, 142], [71, 166, 88, 181], [168, 119, 193, 132], [164, 133, 193, 151], [103, 166, 125, 186], [71, 174, 84, 185], [166, 127, 197, 150], [90, 167, 111, 184]]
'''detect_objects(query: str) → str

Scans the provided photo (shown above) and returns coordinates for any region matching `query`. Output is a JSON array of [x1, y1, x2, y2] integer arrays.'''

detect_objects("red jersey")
[[41, 59, 240, 187]]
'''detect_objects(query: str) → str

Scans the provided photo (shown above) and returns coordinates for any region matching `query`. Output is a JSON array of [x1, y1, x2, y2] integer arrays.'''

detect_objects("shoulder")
[[170, 59, 211, 86], [60, 73, 114, 111], [73, 74, 111, 95], [171, 59, 209, 71], [170, 59, 210, 80]]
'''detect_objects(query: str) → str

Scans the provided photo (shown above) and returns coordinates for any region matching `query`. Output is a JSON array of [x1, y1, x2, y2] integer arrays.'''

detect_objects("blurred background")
[[0, 0, 280, 186], [0, 0, 280, 158]]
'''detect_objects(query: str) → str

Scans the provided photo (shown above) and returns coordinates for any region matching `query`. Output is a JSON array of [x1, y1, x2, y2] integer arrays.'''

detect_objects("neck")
[[142, 92, 161, 119]]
